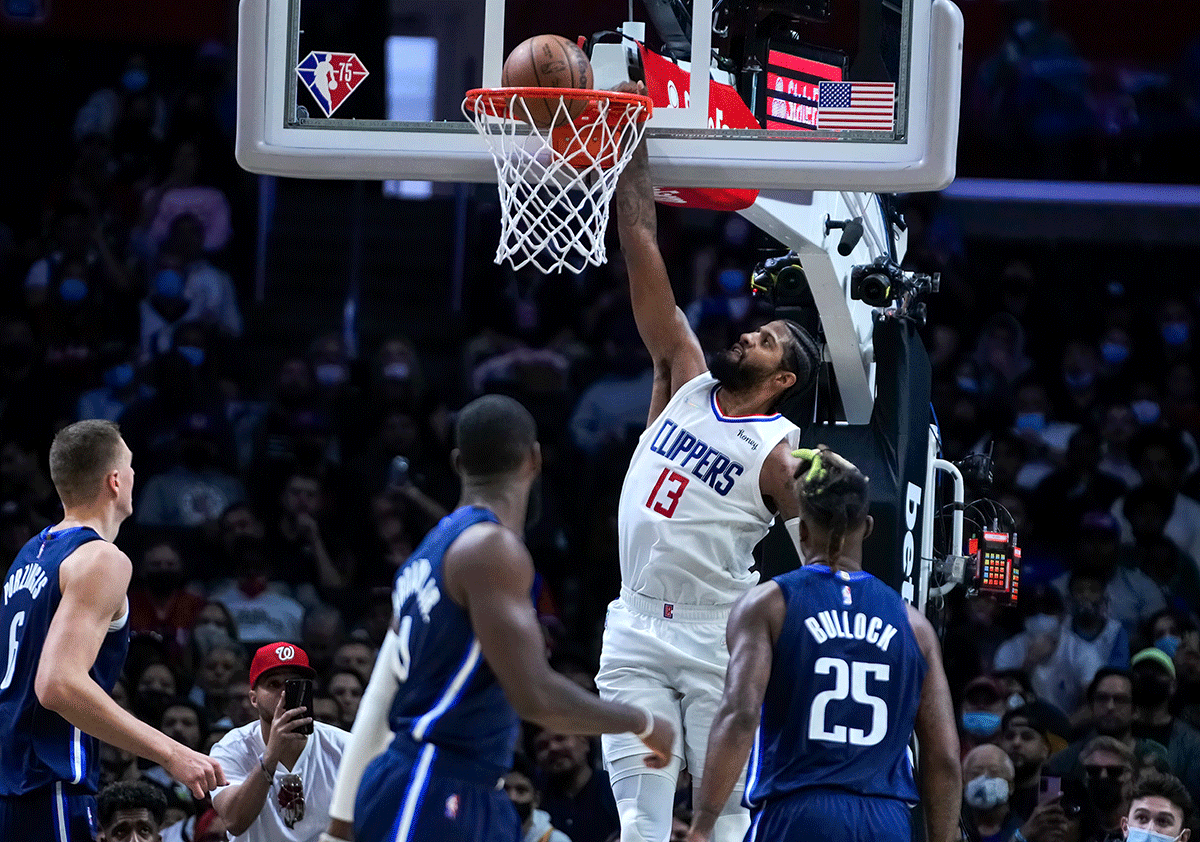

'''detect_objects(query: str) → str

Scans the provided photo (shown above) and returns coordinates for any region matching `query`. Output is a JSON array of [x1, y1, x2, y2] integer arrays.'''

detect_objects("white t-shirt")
[[616, 372, 799, 605], [211, 586, 305, 644], [993, 619, 1104, 715], [210, 720, 348, 842]]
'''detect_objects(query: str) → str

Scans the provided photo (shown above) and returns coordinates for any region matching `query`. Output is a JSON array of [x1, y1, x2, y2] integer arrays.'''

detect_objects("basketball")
[[501, 34, 594, 128]]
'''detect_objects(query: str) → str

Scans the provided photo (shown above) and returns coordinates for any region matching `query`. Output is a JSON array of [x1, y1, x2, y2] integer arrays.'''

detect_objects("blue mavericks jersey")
[[387, 506, 520, 777], [0, 526, 130, 795], [746, 564, 926, 807]]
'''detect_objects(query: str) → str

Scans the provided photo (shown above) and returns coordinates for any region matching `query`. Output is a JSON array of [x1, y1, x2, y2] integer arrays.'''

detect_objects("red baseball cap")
[[249, 642, 318, 687]]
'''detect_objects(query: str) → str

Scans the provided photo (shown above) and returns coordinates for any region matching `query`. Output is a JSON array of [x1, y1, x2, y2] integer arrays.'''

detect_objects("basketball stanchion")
[[462, 87, 653, 274]]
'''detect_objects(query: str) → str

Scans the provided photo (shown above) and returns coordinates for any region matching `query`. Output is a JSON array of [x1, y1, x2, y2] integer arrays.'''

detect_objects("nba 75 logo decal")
[[296, 52, 369, 117]]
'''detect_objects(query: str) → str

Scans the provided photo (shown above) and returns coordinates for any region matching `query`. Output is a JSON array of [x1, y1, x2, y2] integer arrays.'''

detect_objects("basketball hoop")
[[462, 87, 652, 275]]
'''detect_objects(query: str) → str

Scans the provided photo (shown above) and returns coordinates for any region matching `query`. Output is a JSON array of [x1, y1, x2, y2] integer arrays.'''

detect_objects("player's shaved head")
[[49, 419, 126, 507], [455, 394, 538, 479]]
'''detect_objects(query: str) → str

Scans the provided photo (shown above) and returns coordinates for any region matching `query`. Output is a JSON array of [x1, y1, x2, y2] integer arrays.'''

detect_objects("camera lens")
[[860, 274, 892, 307], [775, 265, 807, 298]]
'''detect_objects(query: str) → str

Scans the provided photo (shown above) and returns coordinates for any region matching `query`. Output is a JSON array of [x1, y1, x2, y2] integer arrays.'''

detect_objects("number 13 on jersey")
[[646, 468, 689, 518]]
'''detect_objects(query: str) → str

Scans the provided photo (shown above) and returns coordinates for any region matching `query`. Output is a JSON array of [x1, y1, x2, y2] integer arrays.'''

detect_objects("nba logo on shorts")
[[663, 604, 674, 619], [445, 794, 460, 820]]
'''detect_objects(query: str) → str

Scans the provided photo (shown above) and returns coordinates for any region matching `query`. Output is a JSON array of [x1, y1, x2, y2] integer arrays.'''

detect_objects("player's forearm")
[[615, 140, 656, 240], [919, 748, 962, 842], [37, 673, 176, 767], [690, 708, 758, 839], [214, 772, 273, 835], [330, 630, 402, 823], [517, 671, 646, 737]]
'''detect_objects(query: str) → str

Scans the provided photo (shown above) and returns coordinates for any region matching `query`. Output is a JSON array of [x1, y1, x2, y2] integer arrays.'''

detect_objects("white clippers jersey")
[[617, 372, 800, 605]]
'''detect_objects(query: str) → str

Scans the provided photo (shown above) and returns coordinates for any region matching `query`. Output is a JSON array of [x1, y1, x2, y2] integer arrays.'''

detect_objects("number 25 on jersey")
[[809, 657, 890, 746]]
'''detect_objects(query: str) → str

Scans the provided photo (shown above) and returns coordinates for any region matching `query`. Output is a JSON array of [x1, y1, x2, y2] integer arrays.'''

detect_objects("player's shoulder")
[[443, 519, 532, 600], [448, 519, 527, 565], [731, 579, 786, 626], [61, 539, 130, 583], [902, 601, 939, 660]]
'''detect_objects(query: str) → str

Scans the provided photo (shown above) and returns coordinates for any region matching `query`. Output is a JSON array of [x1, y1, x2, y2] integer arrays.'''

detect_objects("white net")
[[462, 88, 652, 275]]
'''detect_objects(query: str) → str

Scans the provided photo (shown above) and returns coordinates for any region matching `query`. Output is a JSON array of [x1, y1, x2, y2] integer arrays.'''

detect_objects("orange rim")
[[463, 87, 654, 124]]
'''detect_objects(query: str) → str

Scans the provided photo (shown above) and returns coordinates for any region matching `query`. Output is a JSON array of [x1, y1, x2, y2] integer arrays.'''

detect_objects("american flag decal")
[[817, 81, 895, 132]]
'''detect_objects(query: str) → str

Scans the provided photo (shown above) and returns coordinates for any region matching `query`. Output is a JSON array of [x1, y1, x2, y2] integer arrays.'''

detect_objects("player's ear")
[[862, 515, 874, 540], [776, 368, 797, 391], [529, 442, 543, 477], [450, 448, 463, 478]]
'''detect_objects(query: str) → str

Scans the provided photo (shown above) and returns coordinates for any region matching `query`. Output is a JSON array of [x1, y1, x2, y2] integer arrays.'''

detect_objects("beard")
[[710, 347, 760, 392]]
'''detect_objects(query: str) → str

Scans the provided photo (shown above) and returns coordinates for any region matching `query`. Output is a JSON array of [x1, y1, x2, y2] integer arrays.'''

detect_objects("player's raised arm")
[[446, 522, 673, 765], [906, 602, 962, 842], [688, 582, 783, 842], [35, 542, 225, 799], [613, 83, 706, 418], [760, 440, 802, 521], [326, 626, 404, 842]]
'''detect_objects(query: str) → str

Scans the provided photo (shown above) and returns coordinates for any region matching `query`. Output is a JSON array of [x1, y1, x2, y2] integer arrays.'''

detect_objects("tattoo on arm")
[[616, 147, 655, 235]]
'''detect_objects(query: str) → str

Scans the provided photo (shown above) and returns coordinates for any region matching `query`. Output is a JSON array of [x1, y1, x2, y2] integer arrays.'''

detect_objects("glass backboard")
[[237, 0, 963, 191]]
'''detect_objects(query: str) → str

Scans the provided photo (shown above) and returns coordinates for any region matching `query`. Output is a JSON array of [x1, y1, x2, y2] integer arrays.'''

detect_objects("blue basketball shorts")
[[354, 742, 520, 842], [0, 783, 100, 842], [747, 789, 911, 842]]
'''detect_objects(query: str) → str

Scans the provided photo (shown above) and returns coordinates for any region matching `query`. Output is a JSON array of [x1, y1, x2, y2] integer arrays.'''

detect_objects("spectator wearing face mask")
[[1051, 512, 1166, 642], [1009, 379, 1080, 490], [1061, 568, 1131, 669], [76, 342, 149, 423], [505, 754, 573, 842], [995, 585, 1103, 718], [128, 540, 205, 670], [1121, 771, 1195, 842], [1130, 648, 1200, 803], [961, 744, 1022, 842], [960, 676, 1009, 751]]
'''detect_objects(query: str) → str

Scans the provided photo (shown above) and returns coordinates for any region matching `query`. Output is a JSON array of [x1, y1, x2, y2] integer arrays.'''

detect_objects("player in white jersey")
[[598, 104, 822, 842]]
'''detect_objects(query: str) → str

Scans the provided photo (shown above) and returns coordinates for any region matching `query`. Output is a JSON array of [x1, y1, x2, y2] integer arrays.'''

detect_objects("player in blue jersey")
[[0, 420, 225, 842], [686, 446, 961, 842], [324, 395, 675, 842]]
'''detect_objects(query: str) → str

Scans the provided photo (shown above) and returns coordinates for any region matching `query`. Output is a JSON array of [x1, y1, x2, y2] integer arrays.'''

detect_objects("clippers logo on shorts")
[[663, 604, 674, 619], [296, 51, 369, 117], [276, 645, 295, 661], [648, 418, 744, 496]]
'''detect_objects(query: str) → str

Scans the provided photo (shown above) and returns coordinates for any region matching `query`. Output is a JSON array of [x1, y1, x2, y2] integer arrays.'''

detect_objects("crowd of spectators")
[[3, 24, 1200, 842]]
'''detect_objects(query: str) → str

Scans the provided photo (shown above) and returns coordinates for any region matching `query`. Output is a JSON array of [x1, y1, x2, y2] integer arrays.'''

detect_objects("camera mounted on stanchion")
[[750, 252, 813, 308], [849, 256, 939, 324]]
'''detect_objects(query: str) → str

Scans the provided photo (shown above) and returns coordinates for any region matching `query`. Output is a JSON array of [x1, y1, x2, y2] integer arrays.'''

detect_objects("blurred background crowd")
[[2, 0, 1200, 840]]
